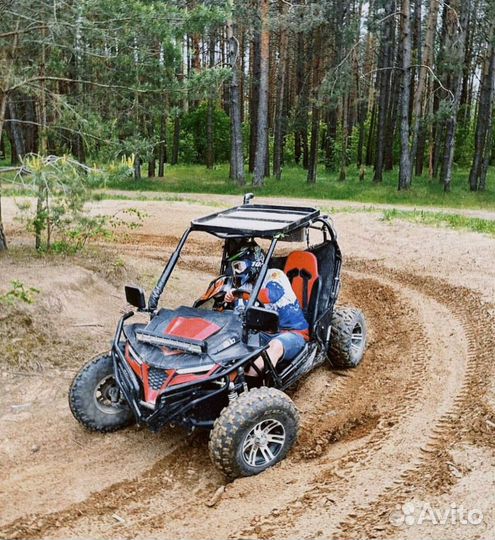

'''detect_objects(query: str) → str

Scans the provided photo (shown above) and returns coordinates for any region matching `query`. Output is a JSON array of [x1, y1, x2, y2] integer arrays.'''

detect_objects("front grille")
[[148, 367, 167, 390]]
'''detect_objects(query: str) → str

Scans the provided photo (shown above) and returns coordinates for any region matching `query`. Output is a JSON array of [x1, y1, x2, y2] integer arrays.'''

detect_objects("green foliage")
[[181, 104, 231, 164], [331, 124, 353, 170], [282, 132, 297, 165], [178, 131, 198, 164], [0, 0, 492, 199], [0, 280, 40, 305], [187, 69, 232, 101], [14, 155, 98, 250], [119, 136, 157, 164], [11, 154, 140, 252], [455, 112, 475, 167]]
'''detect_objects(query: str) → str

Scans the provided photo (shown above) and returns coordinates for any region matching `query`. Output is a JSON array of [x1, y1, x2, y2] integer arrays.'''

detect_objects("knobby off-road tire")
[[209, 387, 299, 478], [69, 353, 134, 432], [328, 307, 367, 369]]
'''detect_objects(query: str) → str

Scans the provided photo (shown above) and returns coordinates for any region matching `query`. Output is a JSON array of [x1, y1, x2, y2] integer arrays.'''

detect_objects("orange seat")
[[284, 251, 319, 314]]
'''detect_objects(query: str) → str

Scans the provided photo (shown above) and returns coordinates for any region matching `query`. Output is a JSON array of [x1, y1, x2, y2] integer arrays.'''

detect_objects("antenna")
[[243, 193, 254, 205]]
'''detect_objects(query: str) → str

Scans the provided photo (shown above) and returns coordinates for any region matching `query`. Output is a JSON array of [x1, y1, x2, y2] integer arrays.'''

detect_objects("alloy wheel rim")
[[94, 375, 126, 414], [241, 419, 286, 468], [350, 322, 364, 356]]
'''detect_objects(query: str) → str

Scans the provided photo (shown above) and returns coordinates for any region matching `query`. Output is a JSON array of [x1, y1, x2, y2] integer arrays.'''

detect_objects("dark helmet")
[[228, 241, 265, 285]]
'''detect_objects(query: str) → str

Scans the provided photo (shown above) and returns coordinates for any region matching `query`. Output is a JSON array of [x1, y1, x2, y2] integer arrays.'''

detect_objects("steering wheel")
[[229, 288, 265, 308]]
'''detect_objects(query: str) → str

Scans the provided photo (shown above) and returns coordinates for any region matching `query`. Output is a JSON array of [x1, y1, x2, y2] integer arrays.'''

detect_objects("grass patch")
[[323, 205, 383, 214], [3, 162, 495, 210], [89, 191, 227, 207], [104, 163, 495, 210], [381, 208, 495, 236]]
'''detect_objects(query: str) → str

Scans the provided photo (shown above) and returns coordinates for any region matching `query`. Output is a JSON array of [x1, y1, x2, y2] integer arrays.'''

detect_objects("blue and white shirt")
[[256, 269, 309, 336]]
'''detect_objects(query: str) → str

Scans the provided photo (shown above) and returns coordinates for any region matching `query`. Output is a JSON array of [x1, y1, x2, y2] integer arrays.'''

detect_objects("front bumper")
[[111, 312, 251, 431]]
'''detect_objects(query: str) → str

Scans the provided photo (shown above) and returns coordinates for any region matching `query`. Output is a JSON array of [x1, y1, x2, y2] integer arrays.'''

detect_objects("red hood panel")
[[165, 317, 221, 341]]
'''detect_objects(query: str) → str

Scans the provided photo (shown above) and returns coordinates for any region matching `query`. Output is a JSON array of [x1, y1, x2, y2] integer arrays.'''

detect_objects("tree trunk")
[[440, 0, 470, 192], [1, 24, 20, 249], [429, 2, 449, 177], [411, 0, 440, 176], [385, 43, 400, 171], [39, 29, 48, 155], [294, 29, 310, 169], [364, 27, 376, 167], [0, 214, 6, 251], [307, 107, 320, 184], [325, 108, 338, 169], [415, 122, 427, 175], [357, 107, 366, 167], [7, 97, 26, 159], [273, 6, 289, 180], [227, 0, 245, 185], [0, 94, 6, 251], [206, 31, 215, 169], [0, 177, 6, 251], [0, 133, 5, 249], [35, 185, 44, 251], [459, 7, 474, 122], [239, 28, 245, 123], [134, 155, 142, 180], [172, 115, 180, 165], [374, 0, 395, 182], [25, 97, 39, 155], [148, 156, 155, 177], [253, 0, 270, 187], [307, 28, 322, 184], [398, 0, 413, 190], [356, 66, 368, 170], [365, 101, 376, 166], [147, 114, 155, 177], [206, 96, 214, 169], [469, 36, 495, 191], [249, 31, 260, 173], [340, 92, 349, 181], [158, 110, 167, 177], [479, 115, 493, 191]]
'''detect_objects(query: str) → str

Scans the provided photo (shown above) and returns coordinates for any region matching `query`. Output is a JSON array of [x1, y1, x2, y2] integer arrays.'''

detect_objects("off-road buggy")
[[69, 195, 367, 478]]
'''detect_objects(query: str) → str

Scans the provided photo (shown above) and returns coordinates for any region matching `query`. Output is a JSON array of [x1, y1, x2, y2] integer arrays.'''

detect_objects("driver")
[[224, 241, 309, 376]]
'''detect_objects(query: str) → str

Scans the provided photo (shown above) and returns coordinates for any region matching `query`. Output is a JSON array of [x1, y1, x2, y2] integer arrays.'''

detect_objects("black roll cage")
[[112, 205, 342, 430], [146, 213, 341, 345]]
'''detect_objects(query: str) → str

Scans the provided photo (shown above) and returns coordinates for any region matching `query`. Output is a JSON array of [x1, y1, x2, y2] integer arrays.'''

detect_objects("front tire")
[[209, 387, 299, 478], [328, 307, 367, 369], [69, 353, 134, 432]]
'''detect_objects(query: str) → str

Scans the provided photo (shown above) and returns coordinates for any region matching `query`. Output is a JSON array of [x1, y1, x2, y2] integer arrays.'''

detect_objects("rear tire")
[[209, 387, 299, 478], [69, 353, 134, 432], [328, 307, 367, 369]]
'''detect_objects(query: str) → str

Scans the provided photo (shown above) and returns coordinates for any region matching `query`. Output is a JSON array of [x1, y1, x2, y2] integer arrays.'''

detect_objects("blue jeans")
[[259, 331, 306, 361]]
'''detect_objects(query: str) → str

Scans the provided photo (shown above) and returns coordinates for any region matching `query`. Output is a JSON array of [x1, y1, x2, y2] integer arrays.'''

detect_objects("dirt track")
[[0, 195, 494, 539]]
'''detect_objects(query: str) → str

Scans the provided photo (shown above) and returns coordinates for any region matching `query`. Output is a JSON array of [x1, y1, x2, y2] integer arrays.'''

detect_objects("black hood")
[[123, 306, 256, 370]]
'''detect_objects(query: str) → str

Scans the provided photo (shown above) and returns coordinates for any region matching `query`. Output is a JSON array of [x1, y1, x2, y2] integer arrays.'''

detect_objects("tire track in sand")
[[0, 273, 417, 540], [63, 273, 430, 540], [3, 266, 489, 540], [334, 260, 495, 539], [235, 265, 470, 540]]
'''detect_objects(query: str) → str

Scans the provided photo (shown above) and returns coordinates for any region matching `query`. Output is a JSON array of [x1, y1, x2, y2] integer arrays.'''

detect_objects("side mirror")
[[245, 306, 279, 333], [125, 285, 147, 310]]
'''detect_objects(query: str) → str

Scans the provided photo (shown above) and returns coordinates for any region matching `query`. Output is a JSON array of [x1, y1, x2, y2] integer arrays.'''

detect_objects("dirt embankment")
[[0, 197, 494, 540]]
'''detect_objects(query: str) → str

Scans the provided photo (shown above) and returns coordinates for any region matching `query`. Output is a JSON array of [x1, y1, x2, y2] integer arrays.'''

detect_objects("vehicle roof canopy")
[[190, 203, 320, 238]]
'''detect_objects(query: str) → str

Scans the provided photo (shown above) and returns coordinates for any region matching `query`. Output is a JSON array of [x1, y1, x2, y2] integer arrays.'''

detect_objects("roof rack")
[[190, 203, 320, 238]]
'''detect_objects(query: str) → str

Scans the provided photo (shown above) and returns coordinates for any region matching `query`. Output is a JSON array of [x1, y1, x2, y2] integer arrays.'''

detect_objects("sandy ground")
[[0, 194, 494, 540]]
